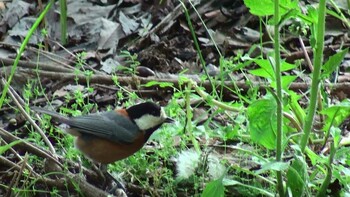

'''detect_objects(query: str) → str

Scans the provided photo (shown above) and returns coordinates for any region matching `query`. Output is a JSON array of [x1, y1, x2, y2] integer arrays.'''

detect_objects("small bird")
[[32, 102, 174, 164]]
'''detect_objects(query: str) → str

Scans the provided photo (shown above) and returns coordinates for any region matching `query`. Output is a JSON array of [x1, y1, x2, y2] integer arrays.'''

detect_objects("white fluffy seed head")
[[175, 149, 201, 180]]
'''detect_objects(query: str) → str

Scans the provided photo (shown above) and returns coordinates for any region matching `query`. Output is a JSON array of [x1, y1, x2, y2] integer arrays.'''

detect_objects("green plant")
[[117, 50, 140, 75], [3, 0, 350, 195], [0, 1, 53, 110], [172, 0, 350, 196], [242, 0, 349, 196]]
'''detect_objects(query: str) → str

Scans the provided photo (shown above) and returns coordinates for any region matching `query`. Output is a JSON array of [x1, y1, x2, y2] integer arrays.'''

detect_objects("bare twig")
[[0, 57, 73, 73], [0, 128, 62, 168], [0, 79, 57, 155], [0, 155, 115, 197], [131, 3, 184, 49], [13, 69, 350, 96]]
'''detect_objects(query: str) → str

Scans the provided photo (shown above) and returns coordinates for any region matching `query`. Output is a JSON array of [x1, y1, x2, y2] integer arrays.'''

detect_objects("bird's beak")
[[165, 117, 175, 123]]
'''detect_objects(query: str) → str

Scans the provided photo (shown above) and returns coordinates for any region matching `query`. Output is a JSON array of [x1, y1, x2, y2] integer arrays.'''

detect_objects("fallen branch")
[[11, 68, 350, 96]]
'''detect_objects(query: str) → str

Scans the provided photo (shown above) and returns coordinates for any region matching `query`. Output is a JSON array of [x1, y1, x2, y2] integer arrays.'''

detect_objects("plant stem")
[[300, 0, 327, 152], [59, 0, 67, 45], [273, 0, 284, 196], [185, 82, 200, 153], [0, 1, 53, 109], [179, 1, 219, 99]]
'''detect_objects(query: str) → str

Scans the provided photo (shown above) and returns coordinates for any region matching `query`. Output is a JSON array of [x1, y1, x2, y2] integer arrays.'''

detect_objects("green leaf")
[[250, 59, 275, 80], [201, 178, 225, 197], [307, 6, 318, 48], [256, 161, 289, 174], [281, 75, 297, 88], [144, 81, 174, 88], [222, 178, 240, 186], [0, 140, 22, 155], [244, 0, 299, 17], [286, 155, 308, 197], [271, 75, 297, 89], [281, 61, 297, 72], [330, 127, 341, 147], [304, 147, 320, 166], [321, 99, 350, 132], [322, 48, 348, 78], [244, 0, 274, 16], [250, 59, 296, 81], [288, 91, 306, 126], [247, 97, 277, 149]]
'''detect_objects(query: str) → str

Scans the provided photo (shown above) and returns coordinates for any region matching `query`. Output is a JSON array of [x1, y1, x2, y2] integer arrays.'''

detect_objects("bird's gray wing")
[[67, 111, 141, 144]]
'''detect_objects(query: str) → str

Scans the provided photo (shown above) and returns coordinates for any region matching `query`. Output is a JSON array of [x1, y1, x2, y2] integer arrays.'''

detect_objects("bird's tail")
[[32, 107, 71, 124]]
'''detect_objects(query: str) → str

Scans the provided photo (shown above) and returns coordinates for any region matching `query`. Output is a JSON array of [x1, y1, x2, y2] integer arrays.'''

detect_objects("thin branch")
[[0, 79, 57, 155]]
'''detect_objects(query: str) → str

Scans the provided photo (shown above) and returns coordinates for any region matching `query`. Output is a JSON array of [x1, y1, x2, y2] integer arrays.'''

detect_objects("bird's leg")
[[105, 171, 127, 196], [91, 163, 106, 185], [92, 163, 127, 196]]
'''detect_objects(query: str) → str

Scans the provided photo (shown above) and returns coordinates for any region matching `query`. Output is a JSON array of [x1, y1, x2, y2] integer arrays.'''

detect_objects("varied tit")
[[33, 102, 174, 164]]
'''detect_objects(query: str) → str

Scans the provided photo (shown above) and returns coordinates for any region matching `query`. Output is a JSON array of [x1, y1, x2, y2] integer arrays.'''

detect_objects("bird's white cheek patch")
[[134, 115, 164, 131]]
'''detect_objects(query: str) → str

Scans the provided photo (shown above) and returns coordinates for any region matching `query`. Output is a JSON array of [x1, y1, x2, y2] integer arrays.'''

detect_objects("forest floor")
[[0, 0, 349, 196]]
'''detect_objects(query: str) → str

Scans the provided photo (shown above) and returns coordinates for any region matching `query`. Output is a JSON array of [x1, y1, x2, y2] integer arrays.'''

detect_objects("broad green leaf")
[[201, 178, 224, 197], [249, 67, 274, 79], [256, 161, 289, 174], [306, 5, 318, 24], [321, 99, 350, 132], [281, 61, 297, 71], [222, 178, 240, 186], [334, 147, 350, 167], [244, 0, 298, 16], [304, 147, 320, 166], [331, 127, 341, 147], [250, 59, 296, 81], [244, 0, 274, 16], [250, 59, 275, 80], [307, 6, 318, 47], [247, 97, 277, 149], [287, 155, 308, 197], [271, 75, 297, 89], [322, 48, 348, 78], [281, 75, 297, 89]]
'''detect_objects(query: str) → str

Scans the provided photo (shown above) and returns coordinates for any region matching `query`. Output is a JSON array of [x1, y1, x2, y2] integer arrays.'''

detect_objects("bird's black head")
[[126, 102, 174, 134], [127, 102, 161, 120]]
